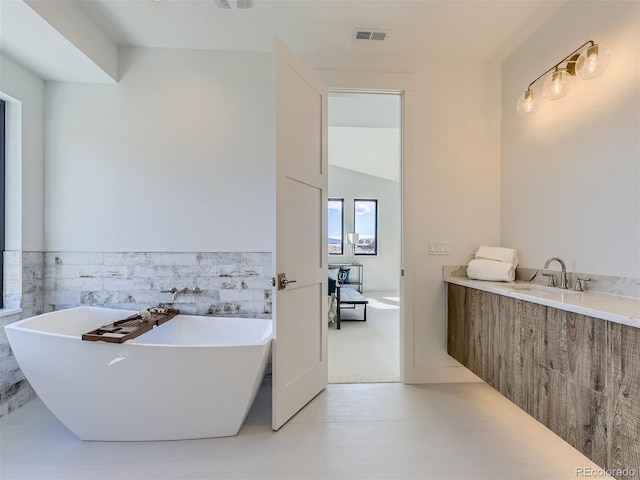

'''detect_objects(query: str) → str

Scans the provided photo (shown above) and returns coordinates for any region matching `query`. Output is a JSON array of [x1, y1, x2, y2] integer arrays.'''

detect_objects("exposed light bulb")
[[576, 44, 611, 79], [543, 69, 571, 100], [516, 90, 537, 116]]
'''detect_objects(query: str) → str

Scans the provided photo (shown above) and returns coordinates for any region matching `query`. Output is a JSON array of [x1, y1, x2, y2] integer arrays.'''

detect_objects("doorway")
[[327, 91, 402, 384]]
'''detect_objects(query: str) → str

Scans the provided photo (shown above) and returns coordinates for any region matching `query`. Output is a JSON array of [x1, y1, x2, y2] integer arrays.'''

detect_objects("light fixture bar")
[[525, 40, 594, 92], [516, 39, 611, 116]]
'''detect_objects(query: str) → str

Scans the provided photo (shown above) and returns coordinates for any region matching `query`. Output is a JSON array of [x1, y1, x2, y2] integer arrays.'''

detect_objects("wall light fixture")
[[516, 40, 611, 116]]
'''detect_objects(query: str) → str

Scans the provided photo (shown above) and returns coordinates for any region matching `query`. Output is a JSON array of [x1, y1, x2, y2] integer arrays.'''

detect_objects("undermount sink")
[[510, 284, 582, 295]]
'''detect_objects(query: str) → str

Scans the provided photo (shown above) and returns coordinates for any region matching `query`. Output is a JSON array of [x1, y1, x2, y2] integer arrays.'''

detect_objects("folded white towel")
[[475, 246, 519, 266], [467, 259, 516, 282]]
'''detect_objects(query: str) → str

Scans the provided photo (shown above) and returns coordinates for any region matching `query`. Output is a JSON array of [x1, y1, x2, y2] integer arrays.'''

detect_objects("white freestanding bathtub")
[[5, 307, 272, 441]]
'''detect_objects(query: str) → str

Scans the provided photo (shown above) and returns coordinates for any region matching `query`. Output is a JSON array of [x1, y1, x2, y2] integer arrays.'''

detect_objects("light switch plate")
[[429, 241, 450, 255]]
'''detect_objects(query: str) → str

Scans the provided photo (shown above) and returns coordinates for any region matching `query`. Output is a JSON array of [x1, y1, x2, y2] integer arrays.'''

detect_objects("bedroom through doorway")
[[327, 91, 402, 384]]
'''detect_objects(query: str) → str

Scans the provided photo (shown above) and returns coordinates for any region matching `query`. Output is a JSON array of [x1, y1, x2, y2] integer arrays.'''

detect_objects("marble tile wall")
[[3, 251, 23, 310], [43, 252, 273, 317], [1, 251, 43, 417], [0, 310, 38, 417], [1, 251, 272, 417], [21, 252, 46, 318]]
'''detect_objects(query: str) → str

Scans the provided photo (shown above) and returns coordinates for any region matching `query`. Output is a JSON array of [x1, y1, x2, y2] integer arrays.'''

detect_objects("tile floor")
[[1, 383, 608, 479]]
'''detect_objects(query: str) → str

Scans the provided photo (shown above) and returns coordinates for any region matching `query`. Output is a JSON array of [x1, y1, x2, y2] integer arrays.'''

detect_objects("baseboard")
[[404, 365, 483, 384]]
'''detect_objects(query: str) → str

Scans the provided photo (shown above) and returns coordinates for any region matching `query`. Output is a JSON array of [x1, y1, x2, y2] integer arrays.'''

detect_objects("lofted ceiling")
[[329, 92, 401, 182]]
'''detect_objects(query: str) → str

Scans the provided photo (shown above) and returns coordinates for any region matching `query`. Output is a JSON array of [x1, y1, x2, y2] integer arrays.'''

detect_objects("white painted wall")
[[328, 164, 400, 292], [45, 47, 274, 252], [406, 62, 502, 382], [501, 1, 640, 278], [0, 53, 45, 252]]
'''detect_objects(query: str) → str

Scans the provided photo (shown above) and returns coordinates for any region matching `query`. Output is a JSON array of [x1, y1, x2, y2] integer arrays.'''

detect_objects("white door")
[[272, 38, 328, 430]]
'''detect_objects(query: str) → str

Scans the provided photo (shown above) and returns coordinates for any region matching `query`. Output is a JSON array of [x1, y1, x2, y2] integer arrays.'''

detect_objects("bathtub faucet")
[[161, 287, 179, 301], [161, 287, 203, 301]]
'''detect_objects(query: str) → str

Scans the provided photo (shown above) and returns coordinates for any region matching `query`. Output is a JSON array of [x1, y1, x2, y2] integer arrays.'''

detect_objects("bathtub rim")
[[5, 306, 273, 348]]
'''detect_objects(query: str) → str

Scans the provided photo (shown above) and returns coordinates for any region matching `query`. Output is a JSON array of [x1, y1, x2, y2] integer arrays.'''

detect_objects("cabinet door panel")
[[447, 283, 467, 364], [609, 322, 640, 474], [541, 310, 607, 394], [566, 379, 609, 468], [447, 285, 498, 386], [500, 297, 542, 417], [465, 289, 499, 387], [480, 291, 500, 388], [537, 365, 568, 440], [566, 312, 608, 394]]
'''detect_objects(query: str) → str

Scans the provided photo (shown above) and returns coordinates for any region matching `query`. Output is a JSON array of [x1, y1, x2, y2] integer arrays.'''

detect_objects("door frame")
[[319, 70, 416, 383]]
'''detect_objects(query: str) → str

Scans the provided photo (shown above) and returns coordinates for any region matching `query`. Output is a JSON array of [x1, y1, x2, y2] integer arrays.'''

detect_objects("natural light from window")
[[354, 199, 377, 255], [328, 198, 343, 255]]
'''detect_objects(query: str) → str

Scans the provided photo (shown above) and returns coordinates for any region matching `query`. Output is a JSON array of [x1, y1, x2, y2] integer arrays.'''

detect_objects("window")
[[0, 99, 5, 308], [354, 199, 377, 255], [328, 198, 344, 255]]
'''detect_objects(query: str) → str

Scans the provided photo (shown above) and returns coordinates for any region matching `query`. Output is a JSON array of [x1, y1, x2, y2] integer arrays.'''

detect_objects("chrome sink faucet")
[[543, 257, 568, 289]]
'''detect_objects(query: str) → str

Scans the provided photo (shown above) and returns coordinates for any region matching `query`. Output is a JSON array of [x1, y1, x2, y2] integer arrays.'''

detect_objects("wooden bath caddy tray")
[[82, 308, 180, 344]]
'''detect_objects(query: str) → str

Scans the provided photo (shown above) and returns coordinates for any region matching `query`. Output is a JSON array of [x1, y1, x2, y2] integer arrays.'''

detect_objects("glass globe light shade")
[[576, 44, 611, 79], [516, 90, 537, 116], [542, 69, 571, 99]]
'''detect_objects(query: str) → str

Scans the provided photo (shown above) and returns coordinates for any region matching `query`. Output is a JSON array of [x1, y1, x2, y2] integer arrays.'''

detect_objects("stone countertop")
[[445, 276, 640, 329]]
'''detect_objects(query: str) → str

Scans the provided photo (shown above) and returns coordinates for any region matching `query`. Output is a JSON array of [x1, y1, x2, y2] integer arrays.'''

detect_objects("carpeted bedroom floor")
[[328, 290, 401, 384]]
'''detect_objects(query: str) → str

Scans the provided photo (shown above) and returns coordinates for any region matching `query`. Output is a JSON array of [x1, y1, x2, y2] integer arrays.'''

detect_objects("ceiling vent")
[[353, 28, 390, 42]]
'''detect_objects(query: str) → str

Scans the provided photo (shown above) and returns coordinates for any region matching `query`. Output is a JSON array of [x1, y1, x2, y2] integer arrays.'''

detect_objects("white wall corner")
[[1, 0, 118, 83]]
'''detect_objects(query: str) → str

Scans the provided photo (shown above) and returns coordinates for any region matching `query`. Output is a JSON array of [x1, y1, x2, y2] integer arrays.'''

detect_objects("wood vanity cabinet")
[[447, 283, 640, 480], [447, 284, 499, 388]]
